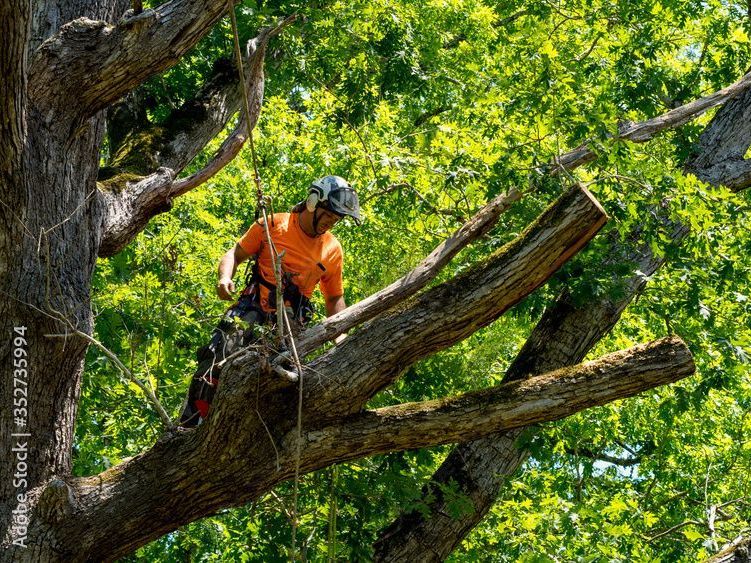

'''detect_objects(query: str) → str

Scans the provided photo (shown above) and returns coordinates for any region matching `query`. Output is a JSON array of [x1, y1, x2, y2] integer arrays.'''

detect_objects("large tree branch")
[[43, 336, 690, 560], [373, 218, 687, 561], [303, 337, 694, 463], [296, 70, 751, 355], [105, 60, 243, 176], [29, 0, 231, 122]]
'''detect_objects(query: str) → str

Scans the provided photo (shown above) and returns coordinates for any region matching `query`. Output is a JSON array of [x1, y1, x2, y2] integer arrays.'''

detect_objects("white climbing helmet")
[[306, 175, 362, 225]]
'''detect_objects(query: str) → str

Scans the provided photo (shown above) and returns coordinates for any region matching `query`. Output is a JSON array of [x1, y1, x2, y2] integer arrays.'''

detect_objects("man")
[[178, 175, 361, 427]]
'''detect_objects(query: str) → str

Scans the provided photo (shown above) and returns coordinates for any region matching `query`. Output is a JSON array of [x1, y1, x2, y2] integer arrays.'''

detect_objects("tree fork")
[[4, 183, 603, 561]]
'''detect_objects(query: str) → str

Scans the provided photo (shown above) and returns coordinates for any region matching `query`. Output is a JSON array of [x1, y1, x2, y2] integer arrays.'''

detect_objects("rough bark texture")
[[1, 1, 123, 561], [0, 0, 246, 559], [28, 0, 230, 121], [685, 86, 751, 192], [103, 15, 295, 181], [305, 336, 694, 462], [707, 536, 751, 563], [372, 240, 677, 560], [374, 70, 751, 563], [0, 0, 30, 175]]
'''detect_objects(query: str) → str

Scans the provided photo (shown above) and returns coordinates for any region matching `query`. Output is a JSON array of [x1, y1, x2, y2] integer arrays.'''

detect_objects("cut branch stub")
[[306, 183, 608, 413], [296, 187, 523, 356]]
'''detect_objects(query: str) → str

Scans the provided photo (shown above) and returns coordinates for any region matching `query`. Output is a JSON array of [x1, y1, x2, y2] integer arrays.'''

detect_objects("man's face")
[[315, 208, 343, 233]]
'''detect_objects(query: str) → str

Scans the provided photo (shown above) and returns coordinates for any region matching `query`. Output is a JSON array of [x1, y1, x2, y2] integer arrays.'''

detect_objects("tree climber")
[[178, 175, 362, 427]]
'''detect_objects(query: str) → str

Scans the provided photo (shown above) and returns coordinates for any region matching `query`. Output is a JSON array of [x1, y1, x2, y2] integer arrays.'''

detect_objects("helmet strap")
[[311, 207, 322, 237]]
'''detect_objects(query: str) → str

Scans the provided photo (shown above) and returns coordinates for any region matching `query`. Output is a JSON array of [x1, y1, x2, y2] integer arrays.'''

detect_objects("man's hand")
[[216, 278, 236, 300]]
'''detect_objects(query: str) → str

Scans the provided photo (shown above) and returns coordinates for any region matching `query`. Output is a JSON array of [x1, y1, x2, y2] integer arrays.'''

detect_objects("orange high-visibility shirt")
[[238, 212, 344, 312]]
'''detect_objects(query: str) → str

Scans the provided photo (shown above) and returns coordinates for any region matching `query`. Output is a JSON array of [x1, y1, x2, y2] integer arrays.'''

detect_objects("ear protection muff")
[[305, 184, 328, 213], [306, 186, 323, 212]]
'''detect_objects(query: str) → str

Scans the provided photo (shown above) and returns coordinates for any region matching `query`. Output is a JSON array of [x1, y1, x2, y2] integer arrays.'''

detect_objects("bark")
[[1, 1, 118, 560], [0, 0, 266, 559], [373, 223, 682, 561], [28, 0, 231, 122], [707, 535, 751, 563], [685, 86, 751, 192], [305, 337, 694, 462], [103, 58, 244, 176], [0, 0, 30, 177], [374, 71, 751, 563], [105, 89, 150, 160]]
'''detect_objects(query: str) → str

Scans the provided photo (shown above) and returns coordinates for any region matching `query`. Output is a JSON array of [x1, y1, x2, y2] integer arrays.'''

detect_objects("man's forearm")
[[325, 295, 346, 317], [218, 250, 237, 282]]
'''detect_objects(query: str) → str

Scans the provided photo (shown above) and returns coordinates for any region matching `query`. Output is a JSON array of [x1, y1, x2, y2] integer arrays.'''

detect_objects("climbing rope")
[[226, 2, 306, 559]]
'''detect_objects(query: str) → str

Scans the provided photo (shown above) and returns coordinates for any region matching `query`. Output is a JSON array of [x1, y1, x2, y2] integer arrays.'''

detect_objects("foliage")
[[75, 0, 751, 559]]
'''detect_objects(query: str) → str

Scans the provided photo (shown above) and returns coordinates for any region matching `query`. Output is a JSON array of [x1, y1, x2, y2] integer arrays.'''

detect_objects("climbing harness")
[[242, 261, 315, 325]]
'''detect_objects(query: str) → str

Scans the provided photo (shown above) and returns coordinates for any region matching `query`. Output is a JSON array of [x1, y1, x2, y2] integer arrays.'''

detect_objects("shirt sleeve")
[[319, 241, 344, 299], [237, 220, 265, 255]]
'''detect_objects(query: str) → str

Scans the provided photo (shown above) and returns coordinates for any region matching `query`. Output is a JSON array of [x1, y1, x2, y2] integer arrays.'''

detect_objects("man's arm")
[[325, 294, 346, 317], [325, 294, 348, 344], [217, 243, 252, 300]]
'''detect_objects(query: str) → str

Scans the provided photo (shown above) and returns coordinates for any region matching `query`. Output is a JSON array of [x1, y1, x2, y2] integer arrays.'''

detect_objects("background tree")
[[1, 0, 749, 561]]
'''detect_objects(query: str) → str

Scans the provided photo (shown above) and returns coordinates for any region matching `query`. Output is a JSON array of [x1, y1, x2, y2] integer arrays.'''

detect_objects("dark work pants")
[[179, 295, 267, 427]]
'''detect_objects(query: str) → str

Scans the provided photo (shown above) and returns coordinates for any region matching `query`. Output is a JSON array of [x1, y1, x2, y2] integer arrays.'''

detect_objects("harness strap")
[[242, 260, 314, 324]]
